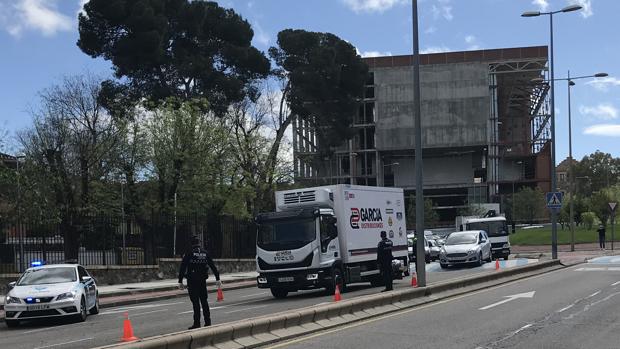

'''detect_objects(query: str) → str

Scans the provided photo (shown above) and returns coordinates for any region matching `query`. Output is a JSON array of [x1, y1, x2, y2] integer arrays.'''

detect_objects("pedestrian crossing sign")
[[546, 192, 563, 209]]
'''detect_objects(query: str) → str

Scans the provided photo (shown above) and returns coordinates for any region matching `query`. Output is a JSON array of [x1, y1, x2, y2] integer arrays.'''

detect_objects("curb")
[[0, 278, 257, 324], [93, 260, 564, 349]]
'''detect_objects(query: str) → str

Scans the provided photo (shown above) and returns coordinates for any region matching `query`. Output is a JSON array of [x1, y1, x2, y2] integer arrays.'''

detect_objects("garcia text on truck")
[[350, 208, 383, 229]]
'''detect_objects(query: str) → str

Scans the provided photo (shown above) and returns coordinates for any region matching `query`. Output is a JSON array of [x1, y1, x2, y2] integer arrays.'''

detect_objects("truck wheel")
[[5, 320, 19, 328], [370, 274, 383, 287], [504, 255, 509, 261], [270, 288, 288, 299], [440, 263, 448, 269], [325, 268, 345, 295]]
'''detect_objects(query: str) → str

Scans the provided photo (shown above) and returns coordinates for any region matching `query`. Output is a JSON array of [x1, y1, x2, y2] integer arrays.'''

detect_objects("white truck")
[[255, 185, 409, 298], [455, 211, 510, 260]]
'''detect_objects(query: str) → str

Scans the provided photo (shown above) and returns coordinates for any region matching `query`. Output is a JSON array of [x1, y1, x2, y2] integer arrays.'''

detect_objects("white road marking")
[[132, 309, 168, 317], [23, 327, 57, 334], [241, 292, 268, 298], [225, 304, 269, 314], [33, 337, 94, 349], [557, 304, 575, 313], [479, 291, 535, 310], [100, 301, 184, 315], [612, 281, 620, 286], [178, 306, 227, 315], [586, 291, 601, 299], [513, 323, 533, 335], [607, 267, 620, 271]]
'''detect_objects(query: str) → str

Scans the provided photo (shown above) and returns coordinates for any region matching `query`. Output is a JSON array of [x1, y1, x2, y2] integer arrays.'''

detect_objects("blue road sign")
[[546, 192, 563, 209]]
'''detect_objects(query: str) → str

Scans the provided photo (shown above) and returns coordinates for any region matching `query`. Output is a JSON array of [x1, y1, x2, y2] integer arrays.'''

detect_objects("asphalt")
[[0, 259, 539, 349], [263, 257, 620, 349]]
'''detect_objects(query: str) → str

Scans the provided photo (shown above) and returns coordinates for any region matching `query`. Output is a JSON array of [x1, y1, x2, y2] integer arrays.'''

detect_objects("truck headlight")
[[306, 273, 319, 280], [56, 291, 76, 301], [6, 296, 21, 304], [257, 277, 267, 284], [503, 243, 510, 248]]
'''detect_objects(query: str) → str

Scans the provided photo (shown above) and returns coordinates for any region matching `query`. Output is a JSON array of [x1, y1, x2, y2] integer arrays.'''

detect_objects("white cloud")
[[341, 0, 408, 13], [424, 26, 437, 34], [421, 45, 450, 54], [431, 0, 453, 21], [464, 34, 481, 50], [583, 124, 620, 137], [361, 50, 392, 58], [532, 0, 549, 12], [252, 21, 270, 47], [571, 0, 593, 18], [579, 103, 618, 120], [77, 0, 88, 18], [585, 77, 620, 92], [1, 0, 73, 37]]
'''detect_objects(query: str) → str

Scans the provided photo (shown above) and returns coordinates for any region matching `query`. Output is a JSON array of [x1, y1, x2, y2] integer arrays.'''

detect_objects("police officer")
[[377, 230, 394, 292], [178, 236, 220, 329]]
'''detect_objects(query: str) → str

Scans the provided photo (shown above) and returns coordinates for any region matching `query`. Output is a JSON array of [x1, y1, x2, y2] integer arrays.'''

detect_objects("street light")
[[522, 4, 582, 260], [532, 72, 608, 251]]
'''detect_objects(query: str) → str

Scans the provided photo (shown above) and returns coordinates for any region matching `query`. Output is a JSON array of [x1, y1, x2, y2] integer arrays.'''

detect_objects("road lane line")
[[225, 304, 269, 314], [33, 337, 94, 349], [513, 324, 533, 335], [132, 309, 168, 317], [556, 304, 574, 313], [100, 301, 184, 315], [241, 292, 268, 298], [178, 306, 227, 315], [586, 291, 601, 299], [264, 265, 571, 349], [23, 327, 58, 334], [612, 281, 620, 286]]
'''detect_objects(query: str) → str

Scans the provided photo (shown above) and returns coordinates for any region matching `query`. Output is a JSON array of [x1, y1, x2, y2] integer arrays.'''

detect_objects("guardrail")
[[96, 260, 562, 349]]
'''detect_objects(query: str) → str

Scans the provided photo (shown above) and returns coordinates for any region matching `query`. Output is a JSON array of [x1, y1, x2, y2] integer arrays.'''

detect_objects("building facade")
[[293, 46, 553, 226]]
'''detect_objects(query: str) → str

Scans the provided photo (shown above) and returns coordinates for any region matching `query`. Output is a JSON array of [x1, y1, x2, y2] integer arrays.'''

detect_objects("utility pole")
[[412, 0, 426, 287]]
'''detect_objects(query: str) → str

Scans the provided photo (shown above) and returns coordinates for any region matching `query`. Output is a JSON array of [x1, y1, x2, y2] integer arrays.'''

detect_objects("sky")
[[0, 0, 618, 163]]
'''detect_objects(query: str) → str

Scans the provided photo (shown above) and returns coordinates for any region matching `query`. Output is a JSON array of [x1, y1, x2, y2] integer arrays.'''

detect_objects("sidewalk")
[[512, 244, 619, 265], [0, 271, 258, 321]]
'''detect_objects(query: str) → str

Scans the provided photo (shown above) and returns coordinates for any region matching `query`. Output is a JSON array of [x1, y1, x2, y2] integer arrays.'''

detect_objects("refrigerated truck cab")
[[457, 215, 510, 260], [255, 185, 408, 298]]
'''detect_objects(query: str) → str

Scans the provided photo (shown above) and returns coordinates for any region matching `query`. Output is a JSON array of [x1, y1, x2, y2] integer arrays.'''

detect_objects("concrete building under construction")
[[292, 46, 553, 226]]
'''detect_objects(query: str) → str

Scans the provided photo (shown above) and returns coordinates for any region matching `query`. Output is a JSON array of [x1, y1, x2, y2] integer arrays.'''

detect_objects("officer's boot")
[[188, 323, 201, 330], [204, 318, 211, 327]]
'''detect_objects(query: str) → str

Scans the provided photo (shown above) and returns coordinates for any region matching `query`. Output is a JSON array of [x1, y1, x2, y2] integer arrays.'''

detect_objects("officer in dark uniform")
[[178, 236, 220, 329], [377, 230, 394, 291]]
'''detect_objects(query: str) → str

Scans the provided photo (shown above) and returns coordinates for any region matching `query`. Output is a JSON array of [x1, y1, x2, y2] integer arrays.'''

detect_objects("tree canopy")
[[77, 0, 270, 114]]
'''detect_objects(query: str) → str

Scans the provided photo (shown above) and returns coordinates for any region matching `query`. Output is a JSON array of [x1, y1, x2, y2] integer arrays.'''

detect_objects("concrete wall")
[[374, 62, 489, 151], [393, 154, 475, 188]]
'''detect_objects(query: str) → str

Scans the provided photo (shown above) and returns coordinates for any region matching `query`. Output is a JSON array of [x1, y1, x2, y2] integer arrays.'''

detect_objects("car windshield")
[[466, 221, 508, 237], [257, 219, 316, 251], [17, 267, 77, 286], [446, 233, 478, 245]]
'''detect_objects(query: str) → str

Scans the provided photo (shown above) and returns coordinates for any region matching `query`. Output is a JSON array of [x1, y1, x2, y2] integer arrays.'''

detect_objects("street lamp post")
[[522, 4, 583, 260], [532, 71, 607, 251], [16, 155, 26, 272]]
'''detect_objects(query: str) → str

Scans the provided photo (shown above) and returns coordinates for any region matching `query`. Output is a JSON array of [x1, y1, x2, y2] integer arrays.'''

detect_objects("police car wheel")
[[90, 293, 100, 315], [76, 297, 87, 322], [5, 320, 19, 328], [440, 263, 448, 269]]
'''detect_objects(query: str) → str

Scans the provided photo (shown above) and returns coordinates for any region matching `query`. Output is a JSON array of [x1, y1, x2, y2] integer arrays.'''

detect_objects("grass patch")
[[511, 225, 619, 245]]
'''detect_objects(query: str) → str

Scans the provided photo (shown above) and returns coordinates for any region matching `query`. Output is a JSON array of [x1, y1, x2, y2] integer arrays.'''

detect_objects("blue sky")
[[0, 0, 618, 162]]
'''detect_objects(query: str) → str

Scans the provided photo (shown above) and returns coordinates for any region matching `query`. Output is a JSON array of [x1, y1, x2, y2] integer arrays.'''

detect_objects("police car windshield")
[[258, 219, 316, 251], [446, 233, 477, 245], [17, 267, 77, 286], [466, 221, 508, 237]]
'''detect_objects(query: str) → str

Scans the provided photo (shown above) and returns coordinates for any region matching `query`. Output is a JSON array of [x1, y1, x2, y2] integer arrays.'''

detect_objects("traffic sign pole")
[[610, 202, 617, 251]]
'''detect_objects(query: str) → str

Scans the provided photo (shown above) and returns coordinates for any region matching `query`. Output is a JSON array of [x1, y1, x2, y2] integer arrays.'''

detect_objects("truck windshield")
[[257, 219, 316, 251], [466, 221, 508, 237]]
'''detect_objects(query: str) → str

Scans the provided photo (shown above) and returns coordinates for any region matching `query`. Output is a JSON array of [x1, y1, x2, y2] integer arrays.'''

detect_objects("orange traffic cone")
[[411, 273, 418, 288], [495, 259, 500, 270], [333, 284, 342, 302], [216, 286, 224, 302], [121, 312, 139, 342]]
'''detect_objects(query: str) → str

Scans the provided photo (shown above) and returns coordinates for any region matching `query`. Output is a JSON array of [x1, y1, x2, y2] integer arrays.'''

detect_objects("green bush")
[[581, 212, 597, 230]]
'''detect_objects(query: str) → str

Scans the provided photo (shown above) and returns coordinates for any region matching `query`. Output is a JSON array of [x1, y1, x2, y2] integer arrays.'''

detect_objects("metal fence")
[[0, 214, 257, 274]]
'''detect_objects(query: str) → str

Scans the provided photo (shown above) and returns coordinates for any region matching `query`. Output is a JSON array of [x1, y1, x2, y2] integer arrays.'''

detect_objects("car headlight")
[[5, 296, 21, 304], [503, 243, 510, 248], [467, 250, 476, 255], [56, 291, 76, 301]]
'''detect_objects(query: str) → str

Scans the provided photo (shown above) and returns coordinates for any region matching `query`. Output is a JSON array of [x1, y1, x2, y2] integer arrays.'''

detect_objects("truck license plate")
[[27, 304, 50, 311], [278, 277, 294, 283]]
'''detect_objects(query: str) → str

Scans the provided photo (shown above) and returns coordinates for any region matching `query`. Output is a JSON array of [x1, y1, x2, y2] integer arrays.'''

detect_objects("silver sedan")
[[439, 230, 492, 268]]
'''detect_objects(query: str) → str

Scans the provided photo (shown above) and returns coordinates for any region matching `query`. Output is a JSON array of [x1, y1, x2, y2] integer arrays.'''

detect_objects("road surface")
[[264, 257, 620, 349], [0, 259, 535, 349]]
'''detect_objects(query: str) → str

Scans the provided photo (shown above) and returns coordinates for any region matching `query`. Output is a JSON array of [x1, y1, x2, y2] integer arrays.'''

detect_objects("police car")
[[4, 263, 99, 327]]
